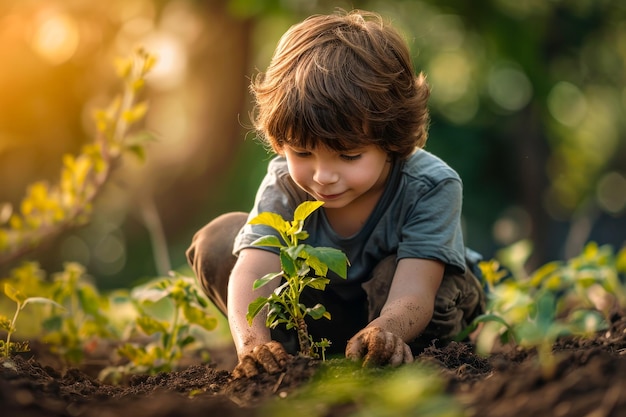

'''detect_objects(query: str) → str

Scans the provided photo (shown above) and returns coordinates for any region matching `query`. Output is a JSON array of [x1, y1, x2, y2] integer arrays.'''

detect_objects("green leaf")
[[22, 296, 65, 310], [246, 297, 269, 324], [267, 305, 289, 328], [280, 250, 297, 277], [132, 285, 169, 304], [3, 283, 26, 304], [616, 246, 626, 273], [0, 315, 11, 332], [252, 272, 283, 290], [182, 304, 218, 331], [284, 244, 305, 260], [305, 246, 349, 278], [251, 235, 283, 248], [122, 101, 148, 123], [306, 304, 330, 320], [136, 316, 168, 335], [249, 212, 288, 234], [77, 285, 102, 316], [194, 292, 209, 308], [180, 335, 195, 348], [293, 201, 324, 222], [126, 144, 146, 162], [305, 277, 330, 291], [454, 313, 513, 342]]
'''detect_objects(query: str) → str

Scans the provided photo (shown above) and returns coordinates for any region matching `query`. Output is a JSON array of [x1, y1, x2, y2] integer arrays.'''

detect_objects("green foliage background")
[[0, 0, 624, 289]]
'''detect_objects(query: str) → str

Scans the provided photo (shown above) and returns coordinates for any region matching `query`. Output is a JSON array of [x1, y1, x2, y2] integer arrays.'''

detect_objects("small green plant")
[[41, 262, 121, 364], [465, 241, 626, 376], [246, 201, 349, 358], [0, 262, 125, 364], [101, 273, 217, 381], [0, 283, 63, 358]]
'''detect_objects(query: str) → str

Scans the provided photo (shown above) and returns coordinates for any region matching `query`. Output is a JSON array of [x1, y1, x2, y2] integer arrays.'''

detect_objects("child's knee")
[[186, 212, 248, 311]]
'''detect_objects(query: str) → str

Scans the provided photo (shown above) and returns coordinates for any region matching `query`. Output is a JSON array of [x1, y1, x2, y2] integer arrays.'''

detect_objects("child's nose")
[[313, 163, 339, 185]]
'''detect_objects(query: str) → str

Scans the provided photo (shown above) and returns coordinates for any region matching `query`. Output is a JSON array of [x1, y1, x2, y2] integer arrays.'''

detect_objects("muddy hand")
[[232, 341, 290, 378], [345, 326, 413, 367]]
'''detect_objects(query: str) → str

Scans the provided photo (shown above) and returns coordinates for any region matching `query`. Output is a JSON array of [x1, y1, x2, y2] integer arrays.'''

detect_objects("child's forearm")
[[227, 249, 280, 358], [227, 276, 272, 358]]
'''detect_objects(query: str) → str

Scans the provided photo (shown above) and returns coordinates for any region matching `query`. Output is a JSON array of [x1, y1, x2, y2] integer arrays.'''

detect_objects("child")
[[186, 9, 485, 377]]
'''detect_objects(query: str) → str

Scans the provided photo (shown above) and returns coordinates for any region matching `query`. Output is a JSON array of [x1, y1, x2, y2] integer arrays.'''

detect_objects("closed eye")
[[340, 154, 362, 161]]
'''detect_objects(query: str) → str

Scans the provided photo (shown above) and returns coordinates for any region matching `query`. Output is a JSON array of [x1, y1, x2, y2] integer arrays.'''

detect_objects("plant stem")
[[295, 316, 311, 356], [5, 302, 23, 357]]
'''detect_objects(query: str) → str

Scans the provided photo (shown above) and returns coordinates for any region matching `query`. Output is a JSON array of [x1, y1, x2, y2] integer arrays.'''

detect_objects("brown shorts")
[[186, 212, 486, 353]]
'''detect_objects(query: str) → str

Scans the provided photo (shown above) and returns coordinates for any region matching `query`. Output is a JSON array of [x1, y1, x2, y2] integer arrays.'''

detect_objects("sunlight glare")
[[30, 12, 80, 65], [142, 32, 187, 90]]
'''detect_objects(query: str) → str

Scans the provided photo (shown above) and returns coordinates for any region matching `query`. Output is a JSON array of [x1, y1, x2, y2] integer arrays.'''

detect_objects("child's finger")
[[232, 355, 259, 378]]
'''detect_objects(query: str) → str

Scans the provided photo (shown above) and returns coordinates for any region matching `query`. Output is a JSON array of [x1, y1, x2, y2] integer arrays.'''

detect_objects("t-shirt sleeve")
[[233, 157, 308, 256], [396, 178, 466, 273]]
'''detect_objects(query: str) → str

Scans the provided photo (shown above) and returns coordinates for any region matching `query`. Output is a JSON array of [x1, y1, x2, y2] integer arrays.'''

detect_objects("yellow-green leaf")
[[122, 101, 148, 123], [294, 201, 324, 222], [249, 211, 288, 233], [114, 57, 132, 78], [4, 283, 26, 304], [183, 305, 218, 331]]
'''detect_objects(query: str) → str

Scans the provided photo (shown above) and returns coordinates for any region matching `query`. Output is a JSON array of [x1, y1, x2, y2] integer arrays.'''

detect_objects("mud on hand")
[[345, 326, 414, 367], [232, 341, 290, 378]]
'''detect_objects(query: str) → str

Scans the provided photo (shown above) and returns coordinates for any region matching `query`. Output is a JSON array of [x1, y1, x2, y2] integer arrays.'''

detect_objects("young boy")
[[186, 9, 485, 377]]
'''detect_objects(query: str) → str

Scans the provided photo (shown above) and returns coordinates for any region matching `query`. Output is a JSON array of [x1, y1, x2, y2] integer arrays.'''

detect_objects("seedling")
[[246, 201, 349, 358], [41, 262, 120, 364], [465, 241, 625, 377], [101, 273, 217, 381], [0, 283, 63, 358]]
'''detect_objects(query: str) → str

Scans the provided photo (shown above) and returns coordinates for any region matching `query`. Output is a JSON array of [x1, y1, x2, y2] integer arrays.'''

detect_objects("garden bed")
[[2, 310, 626, 417]]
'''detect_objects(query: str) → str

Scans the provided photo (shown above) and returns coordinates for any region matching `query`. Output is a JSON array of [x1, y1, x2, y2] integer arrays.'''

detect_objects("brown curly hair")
[[250, 9, 430, 160]]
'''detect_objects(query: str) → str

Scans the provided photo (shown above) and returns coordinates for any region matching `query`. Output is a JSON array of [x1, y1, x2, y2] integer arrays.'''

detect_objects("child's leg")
[[361, 255, 486, 352], [185, 212, 248, 315]]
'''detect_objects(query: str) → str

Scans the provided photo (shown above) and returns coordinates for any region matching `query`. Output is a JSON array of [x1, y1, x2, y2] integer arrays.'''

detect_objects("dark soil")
[[2, 312, 626, 417]]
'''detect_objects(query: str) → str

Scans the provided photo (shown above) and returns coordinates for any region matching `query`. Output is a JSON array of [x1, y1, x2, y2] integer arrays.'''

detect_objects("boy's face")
[[281, 143, 391, 210]]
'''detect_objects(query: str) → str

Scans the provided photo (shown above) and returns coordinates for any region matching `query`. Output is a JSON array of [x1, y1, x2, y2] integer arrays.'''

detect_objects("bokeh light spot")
[[142, 32, 187, 90], [487, 64, 533, 112], [429, 52, 471, 103], [547, 81, 588, 127], [94, 233, 126, 276], [596, 171, 626, 214], [60, 235, 91, 265], [31, 12, 80, 65]]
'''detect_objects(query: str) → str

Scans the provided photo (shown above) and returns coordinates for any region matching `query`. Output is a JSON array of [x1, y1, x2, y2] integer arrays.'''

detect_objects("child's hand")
[[345, 326, 413, 367], [232, 341, 290, 378]]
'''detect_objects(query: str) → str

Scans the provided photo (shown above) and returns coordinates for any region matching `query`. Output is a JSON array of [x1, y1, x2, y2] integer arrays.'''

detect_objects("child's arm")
[[345, 258, 444, 366], [228, 248, 290, 377]]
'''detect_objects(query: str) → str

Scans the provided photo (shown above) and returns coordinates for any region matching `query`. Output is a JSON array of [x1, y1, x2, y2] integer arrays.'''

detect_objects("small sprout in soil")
[[465, 241, 626, 377], [246, 201, 349, 358], [0, 283, 63, 358], [100, 273, 217, 382]]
